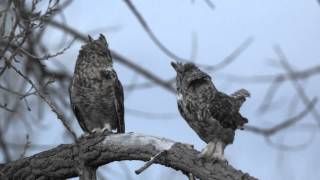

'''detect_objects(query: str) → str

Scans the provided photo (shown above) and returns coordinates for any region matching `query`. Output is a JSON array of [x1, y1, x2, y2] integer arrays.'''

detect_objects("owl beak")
[[171, 62, 178, 71]]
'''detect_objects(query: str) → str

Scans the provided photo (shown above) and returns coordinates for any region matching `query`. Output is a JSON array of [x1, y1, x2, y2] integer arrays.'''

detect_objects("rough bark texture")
[[0, 132, 256, 180]]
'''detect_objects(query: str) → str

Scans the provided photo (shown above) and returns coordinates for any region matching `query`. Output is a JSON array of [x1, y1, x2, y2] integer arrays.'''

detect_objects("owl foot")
[[90, 123, 112, 134], [198, 141, 216, 159], [198, 141, 227, 163], [101, 123, 112, 132]]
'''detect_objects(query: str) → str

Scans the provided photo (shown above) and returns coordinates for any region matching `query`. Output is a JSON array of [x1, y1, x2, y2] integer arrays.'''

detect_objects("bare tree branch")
[[0, 132, 256, 180], [274, 46, 320, 126], [44, 18, 176, 93], [10, 64, 77, 140], [123, 0, 191, 62], [218, 65, 320, 83], [201, 37, 254, 71], [245, 98, 317, 136]]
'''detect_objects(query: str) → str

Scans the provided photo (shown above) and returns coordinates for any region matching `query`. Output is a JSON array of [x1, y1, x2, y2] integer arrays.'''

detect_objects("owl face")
[[171, 62, 212, 94], [171, 62, 201, 87], [85, 34, 107, 51], [80, 34, 112, 64]]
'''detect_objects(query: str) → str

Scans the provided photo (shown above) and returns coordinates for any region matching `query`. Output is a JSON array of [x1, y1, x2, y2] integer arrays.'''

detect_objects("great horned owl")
[[70, 34, 125, 134], [171, 62, 249, 161]]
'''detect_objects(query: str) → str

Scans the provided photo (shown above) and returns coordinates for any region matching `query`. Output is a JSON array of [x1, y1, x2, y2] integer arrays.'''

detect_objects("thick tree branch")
[[0, 132, 256, 180]]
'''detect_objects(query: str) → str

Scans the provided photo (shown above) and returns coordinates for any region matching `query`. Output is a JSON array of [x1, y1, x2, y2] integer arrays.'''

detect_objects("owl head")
[[87, 34, 108, 49], [79, 34, 112, 64], [171, 62, 210, 90]]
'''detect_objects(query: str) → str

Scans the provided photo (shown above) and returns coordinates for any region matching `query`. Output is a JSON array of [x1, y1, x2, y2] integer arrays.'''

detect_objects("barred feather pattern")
[[70, 34, 125, 133], [173, 62, 248, 145]]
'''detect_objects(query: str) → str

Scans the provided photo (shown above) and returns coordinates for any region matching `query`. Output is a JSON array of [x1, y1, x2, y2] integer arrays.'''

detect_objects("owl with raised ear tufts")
[[171, 62, 249, 162], [70, 34, 125, 134]]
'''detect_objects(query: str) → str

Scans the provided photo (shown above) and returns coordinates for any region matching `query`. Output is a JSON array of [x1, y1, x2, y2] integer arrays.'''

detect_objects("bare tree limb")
[[10, 64, 77, 140], [245, 98, 317, 136], [0, 132, 256, 180], [218, 65, 320, 83], [274, 46, 320, 126], [43, 18, 176, 93], [123, 0, 191, 62], [201, 37, 254, 71]]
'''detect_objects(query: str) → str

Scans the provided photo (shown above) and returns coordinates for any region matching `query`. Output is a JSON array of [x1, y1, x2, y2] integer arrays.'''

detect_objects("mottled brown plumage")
[[70, 34, 125, 134], [171, 62, 249, 161]]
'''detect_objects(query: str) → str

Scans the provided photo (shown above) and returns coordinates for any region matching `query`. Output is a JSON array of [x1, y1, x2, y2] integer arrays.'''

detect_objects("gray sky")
[[21, 1, 320, 179]]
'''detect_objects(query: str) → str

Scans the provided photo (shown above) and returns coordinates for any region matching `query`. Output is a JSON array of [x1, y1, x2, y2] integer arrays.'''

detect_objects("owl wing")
[[210, 92, 248, 130], [69, 83, 89, 133], [113, 73, 125, 133], [72, 104, 89, 133]]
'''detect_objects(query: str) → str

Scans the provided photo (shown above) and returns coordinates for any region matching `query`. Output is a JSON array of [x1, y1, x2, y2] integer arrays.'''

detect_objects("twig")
[[123, 0, 191, 62], [218, 65, 320, 83], [203, 0, 215, 10], [201, 37, 254, 71], [274, 45, 320, 126], [18, 38, 75, 60], [135, 150, 167, 175], [10, 64, 77, 140], [257, 79, 282, 113], [264, 127, 316, 151], [19, 134, 30, 159], [0, 103, 14, 112], [245, 98, 317, 136], [124, 37, 253, 92], [0, 129, 11, 162], [44, 19, 176, 93]]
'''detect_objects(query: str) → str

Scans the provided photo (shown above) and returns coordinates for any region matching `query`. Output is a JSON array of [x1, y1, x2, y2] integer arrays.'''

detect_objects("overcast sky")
[[16, 1, 320, 179]]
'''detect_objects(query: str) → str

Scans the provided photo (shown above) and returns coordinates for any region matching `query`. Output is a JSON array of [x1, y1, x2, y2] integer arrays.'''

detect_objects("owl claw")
[[89, 123, 112, 134]]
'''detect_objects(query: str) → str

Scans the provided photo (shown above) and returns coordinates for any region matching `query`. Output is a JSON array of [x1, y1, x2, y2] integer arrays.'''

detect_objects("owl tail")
[[237, 116, 248, 130], [231, 89, 250, 110], [231, 89, 250, 103]]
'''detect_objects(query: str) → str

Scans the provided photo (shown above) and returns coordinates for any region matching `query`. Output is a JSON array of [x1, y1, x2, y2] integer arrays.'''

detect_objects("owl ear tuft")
[[99, 34, 108, 46], [88, 35, 93, 42]]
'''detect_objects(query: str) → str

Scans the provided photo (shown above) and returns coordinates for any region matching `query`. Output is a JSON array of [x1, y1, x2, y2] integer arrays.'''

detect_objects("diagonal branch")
[[123, 0, 191, 62], [43, 18, 176, 93], [274, 46, 320, 126], [201, 37, 254, 71], [10, 64, 77, 140], [245, 98, 317, 136]]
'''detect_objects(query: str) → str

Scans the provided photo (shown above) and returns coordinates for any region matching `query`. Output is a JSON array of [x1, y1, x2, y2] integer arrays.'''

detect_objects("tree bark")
[[0, 132, 256, 180], [79, 166, 96, 180]]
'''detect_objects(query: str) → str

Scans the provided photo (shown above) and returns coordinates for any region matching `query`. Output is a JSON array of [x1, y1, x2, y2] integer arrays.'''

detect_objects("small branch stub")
[[135, 150, 167, 174]]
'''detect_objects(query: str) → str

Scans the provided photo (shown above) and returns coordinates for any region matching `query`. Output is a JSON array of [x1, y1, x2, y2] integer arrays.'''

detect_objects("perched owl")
[[70, 34, 125, 134], [171, 62, 249, 161]]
